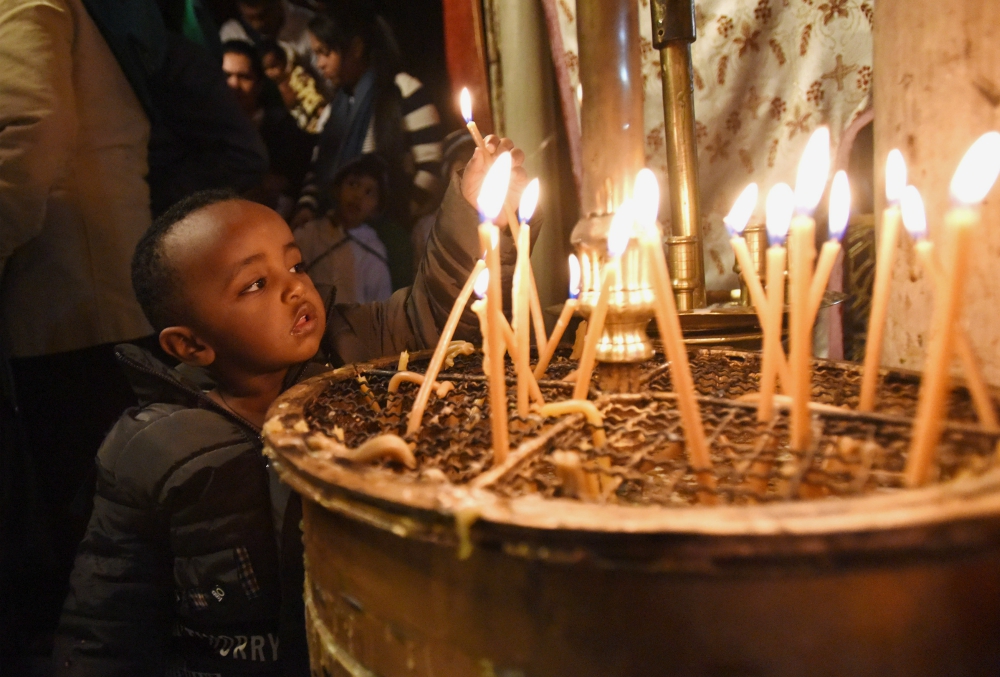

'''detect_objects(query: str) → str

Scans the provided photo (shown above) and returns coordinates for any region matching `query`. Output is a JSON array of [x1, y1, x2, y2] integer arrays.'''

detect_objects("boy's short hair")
[[330, 154, 389, 212], [221, 39, 264, 82], [132, 189, 239, 331]]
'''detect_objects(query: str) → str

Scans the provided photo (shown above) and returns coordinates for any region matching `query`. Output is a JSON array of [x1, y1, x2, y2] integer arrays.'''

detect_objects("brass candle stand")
[[735, 222, 769, 307], [576, 237, 657, 365]]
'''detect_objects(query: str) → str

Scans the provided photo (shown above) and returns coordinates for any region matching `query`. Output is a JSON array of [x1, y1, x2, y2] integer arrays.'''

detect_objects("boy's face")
[[166, 200, 325, 375], [337, 174, 379, 229]]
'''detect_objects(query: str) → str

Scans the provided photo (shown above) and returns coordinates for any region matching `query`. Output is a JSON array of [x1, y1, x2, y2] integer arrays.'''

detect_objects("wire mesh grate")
[[298, 349, 1000, 507]]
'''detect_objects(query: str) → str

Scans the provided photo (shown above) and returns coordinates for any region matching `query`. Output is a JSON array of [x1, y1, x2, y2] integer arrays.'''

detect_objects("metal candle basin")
[[266, 349, 1000, 677]]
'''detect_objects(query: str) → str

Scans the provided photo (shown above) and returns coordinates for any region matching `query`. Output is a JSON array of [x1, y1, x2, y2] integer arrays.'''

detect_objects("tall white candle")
[[906, 132, 1000, 486], [789, 127, 830, 451], [759, 183, 795, 422], [859, 150, 907, 411]]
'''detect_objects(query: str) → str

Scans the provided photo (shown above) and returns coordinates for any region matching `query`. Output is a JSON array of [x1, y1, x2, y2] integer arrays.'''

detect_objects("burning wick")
[[902, 186, 999, 433], [806, 169, 850, 321], [859, 149, 907, 411], [757, 183, 794, 422], [788, 126, 831, 451], [407, 153, 511, 437], [907, 132, 1000, 486], [460, 87, 485, 148], [534, 254, 581, 379], [634, 168, 713, 488]]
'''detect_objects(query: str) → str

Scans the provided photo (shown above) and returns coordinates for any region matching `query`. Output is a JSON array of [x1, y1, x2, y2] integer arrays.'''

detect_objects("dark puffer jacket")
[[52, 177, 525, 676], [54, 345, 290, 677]]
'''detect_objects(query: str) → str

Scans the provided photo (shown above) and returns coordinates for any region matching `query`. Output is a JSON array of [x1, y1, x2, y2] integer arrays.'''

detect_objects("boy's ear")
[[159, 327, 216, 368]]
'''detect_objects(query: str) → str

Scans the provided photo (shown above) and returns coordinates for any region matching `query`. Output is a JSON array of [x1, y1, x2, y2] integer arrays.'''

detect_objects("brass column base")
[[597, 362, 644, 393]]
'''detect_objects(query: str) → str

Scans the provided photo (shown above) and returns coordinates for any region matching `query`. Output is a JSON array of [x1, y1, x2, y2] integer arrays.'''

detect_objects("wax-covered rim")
[[264, 349, 1000, 543]]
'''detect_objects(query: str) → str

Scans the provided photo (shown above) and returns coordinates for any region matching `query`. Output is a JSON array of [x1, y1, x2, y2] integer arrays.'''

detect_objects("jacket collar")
[[114, 343, 261, 438]]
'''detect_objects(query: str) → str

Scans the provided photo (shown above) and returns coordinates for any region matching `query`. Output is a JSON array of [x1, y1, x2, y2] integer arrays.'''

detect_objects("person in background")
[[259, 38, 329, 134], [411, 129, 476, 272], [291, 5, 444, 291], [296, 154, 392, 306], [0, 0, 158, 668], [222, 39, 314, 216], [220, 0, 313, 62]]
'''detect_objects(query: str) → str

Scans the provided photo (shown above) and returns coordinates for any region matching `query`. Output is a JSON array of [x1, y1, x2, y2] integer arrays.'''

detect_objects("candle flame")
[[519, 178, 540, 223], [576, 84, 583, 105], [900, 185, 928, 240], [949, 131, 1000, 205], [460, 87, 472, 123], [723, 183, 758, 237], [828, 170, 851, 242], [477, 151, 512, 220], [607, 202, 633, 259], [473, 267, 490, 299], [885, 149, 907, 204], [634, 168, 660, 233], [568, 254, 581, 299], [765, 182, 795, 245], [634, 169, 660, 223], [794, 126, 830, 214]]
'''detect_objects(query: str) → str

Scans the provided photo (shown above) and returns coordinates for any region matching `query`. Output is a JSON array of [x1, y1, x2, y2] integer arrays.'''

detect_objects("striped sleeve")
[[396, 73, 443, 201]]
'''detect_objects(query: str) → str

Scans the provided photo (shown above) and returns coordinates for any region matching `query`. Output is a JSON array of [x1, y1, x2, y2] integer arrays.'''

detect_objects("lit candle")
[[859, 150, 907, 411], [471, 268, 491, 375], [806, 170, 850, 320], [477, 153, 514, 464], [572, 208, 632, 401], [406, 153, 513, 435], [903, 187, 999, 432], [463, 86, 545, 346], [514, 181, 535, 416], [634, 169, 714, 487], [518, 180, 549, 353], [907, 132, 1000, 485], [534, 254, 581, 379], [461, 86, 524, 241], [788, 127, 830, 451], [759, 183, 795, 422], [460, 87, 486, 149]]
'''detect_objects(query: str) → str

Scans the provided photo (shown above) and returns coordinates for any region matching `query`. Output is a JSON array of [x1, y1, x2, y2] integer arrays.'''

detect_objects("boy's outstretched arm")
[[324, 137, 538, 366]]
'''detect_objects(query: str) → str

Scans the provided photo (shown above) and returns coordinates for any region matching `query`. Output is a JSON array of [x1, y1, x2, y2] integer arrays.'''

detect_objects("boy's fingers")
[[510, 147, 525, 167]]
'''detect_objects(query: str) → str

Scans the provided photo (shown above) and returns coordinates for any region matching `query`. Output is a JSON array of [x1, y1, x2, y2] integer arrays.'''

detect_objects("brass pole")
[[651, 0, 706, 310]]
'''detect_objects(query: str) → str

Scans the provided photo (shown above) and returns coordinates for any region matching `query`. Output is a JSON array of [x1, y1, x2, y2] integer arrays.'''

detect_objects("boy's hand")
[[460, 135, 528, 227]]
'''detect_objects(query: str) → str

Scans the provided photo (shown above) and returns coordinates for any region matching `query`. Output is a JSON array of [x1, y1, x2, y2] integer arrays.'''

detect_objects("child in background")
[[295, 155, 393, 306]]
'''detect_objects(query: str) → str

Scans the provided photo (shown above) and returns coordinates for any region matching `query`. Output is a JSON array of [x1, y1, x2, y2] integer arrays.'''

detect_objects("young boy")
[[295, 155, 393, 306], [53, 138, 527, 676]]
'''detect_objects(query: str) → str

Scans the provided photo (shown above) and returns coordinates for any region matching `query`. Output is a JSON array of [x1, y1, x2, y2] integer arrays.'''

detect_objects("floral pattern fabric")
[[550, 0, 872, 288]]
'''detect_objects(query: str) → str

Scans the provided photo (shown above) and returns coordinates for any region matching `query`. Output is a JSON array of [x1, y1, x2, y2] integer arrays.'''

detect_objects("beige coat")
[[0, 0, 153, 357]]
